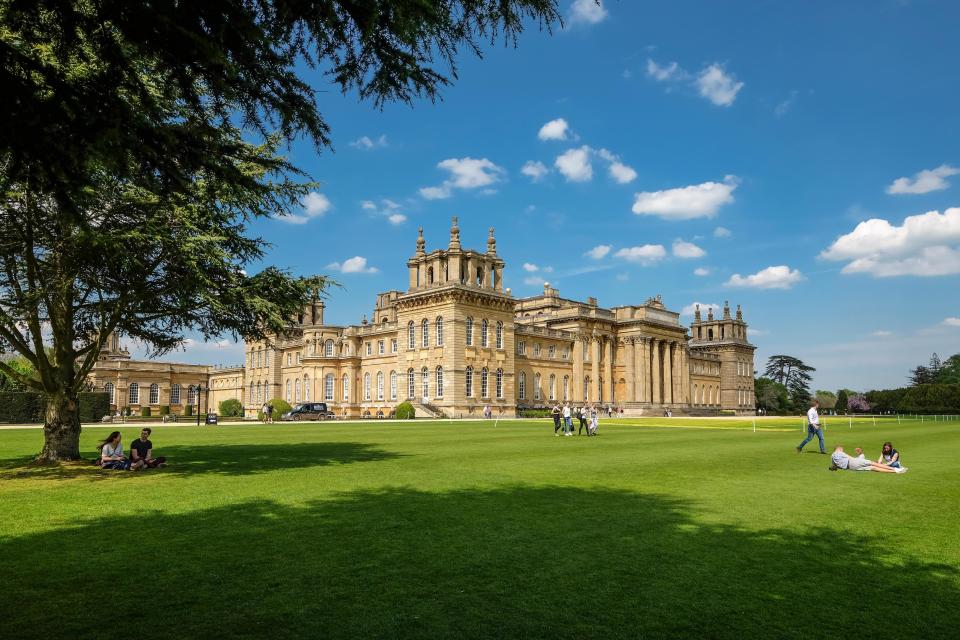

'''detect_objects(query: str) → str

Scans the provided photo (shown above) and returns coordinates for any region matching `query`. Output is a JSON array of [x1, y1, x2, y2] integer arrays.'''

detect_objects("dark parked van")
[[281, 403, 333, 421]]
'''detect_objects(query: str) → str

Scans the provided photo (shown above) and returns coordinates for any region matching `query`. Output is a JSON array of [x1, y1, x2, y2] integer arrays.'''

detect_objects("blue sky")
[[156, 0, 960, 393]]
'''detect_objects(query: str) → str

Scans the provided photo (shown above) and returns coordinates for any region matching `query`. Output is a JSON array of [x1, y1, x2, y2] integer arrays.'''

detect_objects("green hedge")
[[219, 398, 243, 417], [517, 408, 553, 418], [184, 404, 193, 417], [394, 401, 415, 420], [258, 398, 291, 421], [140, 406, 151, 417], [159, 405, 170, 416], [0, 392, 110, 423]]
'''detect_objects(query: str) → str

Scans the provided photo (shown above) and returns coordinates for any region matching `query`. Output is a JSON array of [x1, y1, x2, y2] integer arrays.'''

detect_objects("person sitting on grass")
[[829, 445, 906, 473], [877, 441, 901, 469], [98, 431, 130, 470], [129, 428, 166, 471]]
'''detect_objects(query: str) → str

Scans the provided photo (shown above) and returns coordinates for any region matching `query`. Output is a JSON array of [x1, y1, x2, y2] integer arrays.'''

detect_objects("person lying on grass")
[[877, 441, 901, 469], [829, 445, 907, 473], [129, 428, 167, 471], [98, 431, 130, 470]]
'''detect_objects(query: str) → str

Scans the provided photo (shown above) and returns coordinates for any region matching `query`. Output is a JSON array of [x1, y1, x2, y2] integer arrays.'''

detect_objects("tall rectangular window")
[[378, 340, 385, 355]]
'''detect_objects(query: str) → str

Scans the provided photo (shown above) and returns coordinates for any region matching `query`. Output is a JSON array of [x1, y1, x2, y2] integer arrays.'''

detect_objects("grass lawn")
[[1, 416, 959, 639]]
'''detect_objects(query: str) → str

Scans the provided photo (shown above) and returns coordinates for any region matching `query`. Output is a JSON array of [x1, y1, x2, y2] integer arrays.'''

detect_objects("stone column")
[[664, 342, 674, 405], [640, 338, 650, 403], [625, 338, 635, 402], [651, 339, 661, 405], [572, 337, 584, 402], [603, 336, 613, 403], [590, 336, 600, 403]]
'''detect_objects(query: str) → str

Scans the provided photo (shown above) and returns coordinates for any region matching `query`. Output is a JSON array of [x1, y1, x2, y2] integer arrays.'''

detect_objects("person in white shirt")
[[796, 399, 827, 454], [562, 403, 573, 435]]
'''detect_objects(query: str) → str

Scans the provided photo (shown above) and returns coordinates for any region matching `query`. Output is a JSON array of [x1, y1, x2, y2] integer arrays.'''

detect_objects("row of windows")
[[516, 341, 569, 359], [692, 384, 720, 407], [736, 361, 752, 377], [364, 339, 399, 356], [111, 383, 197, 406]]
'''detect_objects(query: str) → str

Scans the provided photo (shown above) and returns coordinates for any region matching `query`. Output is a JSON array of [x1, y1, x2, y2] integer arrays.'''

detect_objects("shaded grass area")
[[1, 419, 959, 639]]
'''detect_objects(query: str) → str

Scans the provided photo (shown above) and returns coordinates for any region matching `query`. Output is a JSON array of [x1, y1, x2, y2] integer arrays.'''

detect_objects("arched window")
[[465, 366, 474, 397], [534, 373, 542, 400], [598, 377, 603, 402], [342, 374, 350, 401], [563, 375, 569, 401], [257, 348, 262, 368], [376, 371, 384, 400], [693, 384, 699, 406], [584, 376, 590, 402], [303, 375, 310, 401], [390, 371, 398, 400], [295, 378, 301, 403], [421, 367, 430, 399], [265, 349, 270, 367], [436, 366, 444, 398], [256, 381, 262, 402], [104, 382, 115, 404], [286, 379, 292, 402], [534, 343, 541, 357], [128, 382, 139, 404], [169, 383, 180, 405], [407, 368, 415, 399], [436, 316, 444, 346], [476, 267, 484, 286], [428, 266, 434, 284], [147, 383, 158, 405], [519, 371, 526, 400], [549, 374, 556, 400], [187, 385, 197, 406], [364, 373, 371, 401], [481, 319, 489, 347], [324, 374, 334, 400], [408, 321, 416, 350], [248, 382, 254, 404], [421, 319, 429, 348], [496, 321, 504, 349], [465, 317, 474, 346], [496, 368, 504, 399], [481, 367, 489, 398], [708, 328, 714, 340], [325, 339, 335, 357]]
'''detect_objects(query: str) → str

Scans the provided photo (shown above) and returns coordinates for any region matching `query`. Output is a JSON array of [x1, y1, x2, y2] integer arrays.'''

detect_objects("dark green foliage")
[[861, 385, 960, 413], [764, 355, 815, 410], [754, 377, 789, 414], [0, 392, 109, 423], [836, 389, 849, 414], [517, 408, 553, 418], [159, 405, 170, 416], [184, 405, 194, 417], [0, 356, 36, 391], [258, 398, 292, 421], [394, 401, 415, 420], [815, 390, 837, 410], [141, 406, 151, 418], [219, 398, 244, 418]]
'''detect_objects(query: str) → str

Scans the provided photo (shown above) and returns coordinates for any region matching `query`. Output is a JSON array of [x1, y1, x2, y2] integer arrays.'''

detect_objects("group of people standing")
[[551, 403, 600, 437]]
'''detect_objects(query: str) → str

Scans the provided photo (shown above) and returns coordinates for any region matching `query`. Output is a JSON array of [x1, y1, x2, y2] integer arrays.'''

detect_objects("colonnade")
[[569, 333, 687, 405]]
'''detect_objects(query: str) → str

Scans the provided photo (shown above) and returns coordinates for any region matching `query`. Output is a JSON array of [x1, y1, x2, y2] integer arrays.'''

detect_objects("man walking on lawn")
[[797, 399, 826, 454]]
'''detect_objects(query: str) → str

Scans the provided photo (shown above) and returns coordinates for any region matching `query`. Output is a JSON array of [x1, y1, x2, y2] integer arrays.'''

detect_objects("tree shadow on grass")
[[0, 442, 402, 481], [1, 487, 957, 639]]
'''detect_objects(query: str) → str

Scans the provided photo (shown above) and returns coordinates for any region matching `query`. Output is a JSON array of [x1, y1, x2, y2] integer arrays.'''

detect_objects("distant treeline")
[[866, 384, 960, 414]]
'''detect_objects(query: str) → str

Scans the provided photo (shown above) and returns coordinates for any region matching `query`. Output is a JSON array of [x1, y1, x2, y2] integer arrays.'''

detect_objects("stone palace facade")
[[91, 219, 756, 418]]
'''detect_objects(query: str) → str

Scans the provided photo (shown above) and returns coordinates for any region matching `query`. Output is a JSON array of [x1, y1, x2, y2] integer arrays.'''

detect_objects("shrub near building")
[[219, 398, 243, 418]]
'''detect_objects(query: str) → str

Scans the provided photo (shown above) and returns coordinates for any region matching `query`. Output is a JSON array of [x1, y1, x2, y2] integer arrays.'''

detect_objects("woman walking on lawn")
[[552, 403, 563, 436]]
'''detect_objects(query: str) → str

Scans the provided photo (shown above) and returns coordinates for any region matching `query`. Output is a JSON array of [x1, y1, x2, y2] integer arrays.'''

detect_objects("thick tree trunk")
[[37, 392, 82, 462]]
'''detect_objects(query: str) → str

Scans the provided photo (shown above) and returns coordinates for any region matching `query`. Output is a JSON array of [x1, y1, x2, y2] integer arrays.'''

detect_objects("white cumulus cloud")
[[555, 146, 593, 182], [944, 317, 960, 327], [419, 157, 505, 200], [886, 164, 960, 195], [820, 208, 960, 277], [597, 148, 636, 184], [693, 267, 711, 276], [523, 263, 540, 272], [672, 240, 706, 259], [350, 134, 388, 150], [387, 214, 407, 225], [614, 244, 667, 265], [585, 244, 611, 260], [646, 59, 681, 82], [569, 0, 608, 25], [696, 64, 744, 107], [725, 265, 803, 289], [538, 118, 571, 141], [521, 160, 550, 181], [714, 226, 732, 238], [632, 176, 738, 220], [363, 198, 407, 225], [681, 302, 720, 317], [326, 256, 378, 274], [283, 191, 332, 224]]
